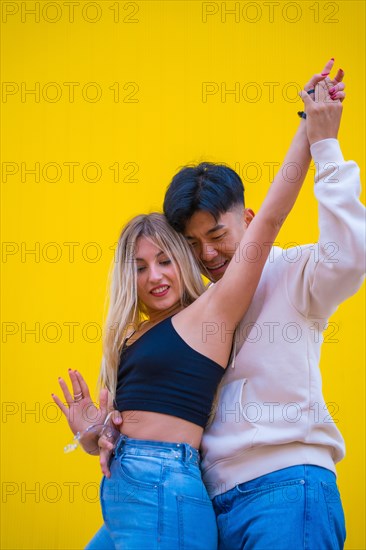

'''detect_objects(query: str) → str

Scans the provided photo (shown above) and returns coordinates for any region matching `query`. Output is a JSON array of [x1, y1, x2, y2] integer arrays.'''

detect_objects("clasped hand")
[[300, 58, 345, 145]]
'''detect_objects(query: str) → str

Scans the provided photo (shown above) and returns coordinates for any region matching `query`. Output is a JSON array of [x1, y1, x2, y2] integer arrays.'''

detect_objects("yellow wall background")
[[1, 1, 365, 548]]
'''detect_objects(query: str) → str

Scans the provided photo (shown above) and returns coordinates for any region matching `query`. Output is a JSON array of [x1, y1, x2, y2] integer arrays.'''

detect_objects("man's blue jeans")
[[212, 465, 346, 550]]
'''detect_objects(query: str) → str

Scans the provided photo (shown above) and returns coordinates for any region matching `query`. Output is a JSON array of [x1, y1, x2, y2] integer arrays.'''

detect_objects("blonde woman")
[[53, 68, 344, 550]]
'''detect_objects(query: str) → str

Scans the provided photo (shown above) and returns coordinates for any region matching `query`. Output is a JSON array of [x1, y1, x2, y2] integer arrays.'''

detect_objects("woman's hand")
[[303, 58, 345, 103], [52, 369, 109, 453]]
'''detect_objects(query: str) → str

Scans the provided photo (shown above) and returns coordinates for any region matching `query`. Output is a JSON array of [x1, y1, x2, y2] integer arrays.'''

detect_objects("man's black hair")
[[163, 162, 245, 233]]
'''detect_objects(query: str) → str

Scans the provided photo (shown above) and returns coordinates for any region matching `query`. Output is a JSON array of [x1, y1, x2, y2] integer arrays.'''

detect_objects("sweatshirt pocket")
[[201, 377, 259, 466]]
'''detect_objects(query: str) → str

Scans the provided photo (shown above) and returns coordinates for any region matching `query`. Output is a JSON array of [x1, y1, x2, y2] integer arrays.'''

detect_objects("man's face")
[[184, 207, 254, 282]]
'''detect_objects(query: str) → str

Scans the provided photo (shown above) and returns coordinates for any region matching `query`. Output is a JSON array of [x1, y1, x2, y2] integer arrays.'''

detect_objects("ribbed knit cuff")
[[310, 138, 344, 165]]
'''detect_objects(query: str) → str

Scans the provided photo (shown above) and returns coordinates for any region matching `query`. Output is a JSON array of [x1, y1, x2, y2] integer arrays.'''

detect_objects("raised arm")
[[286, 139, 365, 319], [206, 65, 344, 325]]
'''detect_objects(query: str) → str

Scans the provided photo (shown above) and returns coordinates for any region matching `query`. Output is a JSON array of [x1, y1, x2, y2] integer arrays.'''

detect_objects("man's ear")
[[244, 208, 255, 226]]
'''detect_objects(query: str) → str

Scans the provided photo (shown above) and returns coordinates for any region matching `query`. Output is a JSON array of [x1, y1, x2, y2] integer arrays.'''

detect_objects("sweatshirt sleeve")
[[287, 138, 366, 319]]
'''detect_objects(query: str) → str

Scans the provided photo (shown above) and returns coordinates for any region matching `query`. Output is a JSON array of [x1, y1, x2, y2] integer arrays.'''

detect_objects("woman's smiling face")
[[134, 237, 182, 314]]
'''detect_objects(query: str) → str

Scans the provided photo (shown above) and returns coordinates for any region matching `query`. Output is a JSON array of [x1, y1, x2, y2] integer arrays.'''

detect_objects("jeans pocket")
[[236, 477, 305, 496], [235, 478, 307, 513], [321, 481, 346, 550], [177, 495, 218, 550], [118, 454, 162, 488]]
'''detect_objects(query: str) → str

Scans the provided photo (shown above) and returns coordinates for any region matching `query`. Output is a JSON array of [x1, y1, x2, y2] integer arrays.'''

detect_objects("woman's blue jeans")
[[85, 435, 218, 549], [212, 465, 346, 550]]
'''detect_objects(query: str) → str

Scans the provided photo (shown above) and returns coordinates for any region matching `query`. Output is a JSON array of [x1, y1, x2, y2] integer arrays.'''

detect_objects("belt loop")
[[182, 443, 193, 467], [114, 434, 126, 458], [182, 444, 188, 467]]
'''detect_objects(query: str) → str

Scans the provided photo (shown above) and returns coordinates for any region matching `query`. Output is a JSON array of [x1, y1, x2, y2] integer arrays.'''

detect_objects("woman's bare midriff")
[[119, 410, 204, 450]]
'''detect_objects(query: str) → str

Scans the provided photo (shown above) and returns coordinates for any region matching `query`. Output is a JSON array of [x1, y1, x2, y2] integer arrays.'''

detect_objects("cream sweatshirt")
[[201, 139, 366, 499]]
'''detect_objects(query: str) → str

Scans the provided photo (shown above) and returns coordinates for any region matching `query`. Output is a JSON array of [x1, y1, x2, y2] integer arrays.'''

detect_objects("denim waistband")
[[113, 434, 201, 465], [234, 465, 336, 493]]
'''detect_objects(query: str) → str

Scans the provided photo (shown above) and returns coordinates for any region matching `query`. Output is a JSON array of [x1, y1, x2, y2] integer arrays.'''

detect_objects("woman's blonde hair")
[[99, 212, 205, 399]]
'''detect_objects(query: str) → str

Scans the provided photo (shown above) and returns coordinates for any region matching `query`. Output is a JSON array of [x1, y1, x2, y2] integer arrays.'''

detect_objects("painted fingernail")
[[321, 72, 329, 76], [329, 87, 336, 93], [330, 57, 334, 61]]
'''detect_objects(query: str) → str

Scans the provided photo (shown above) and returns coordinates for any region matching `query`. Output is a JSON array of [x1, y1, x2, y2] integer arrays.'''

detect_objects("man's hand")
[[98, 411, 123, 478]]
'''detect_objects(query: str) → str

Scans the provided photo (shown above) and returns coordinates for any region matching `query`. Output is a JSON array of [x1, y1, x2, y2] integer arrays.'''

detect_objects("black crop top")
[[114, 316, 225, 428]]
